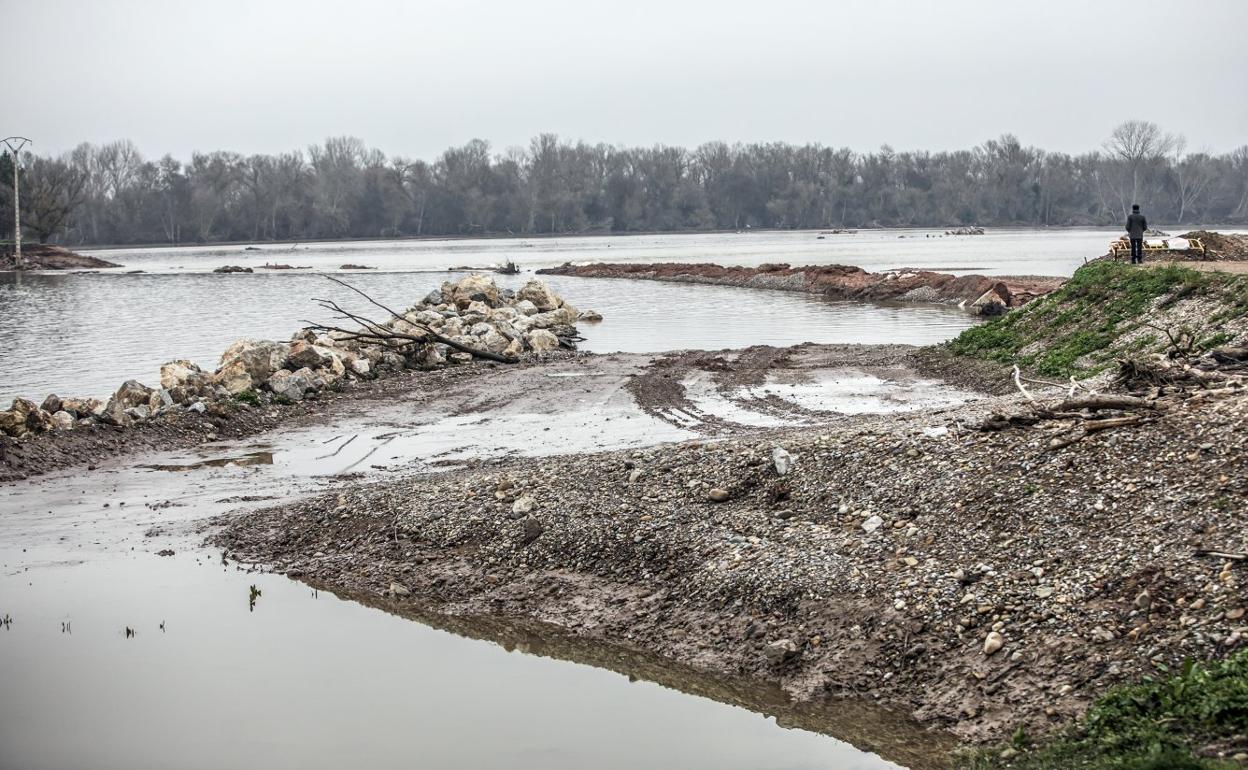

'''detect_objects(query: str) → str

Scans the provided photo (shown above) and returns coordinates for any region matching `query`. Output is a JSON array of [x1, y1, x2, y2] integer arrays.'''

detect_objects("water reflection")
[[0, 552, 918, 770]]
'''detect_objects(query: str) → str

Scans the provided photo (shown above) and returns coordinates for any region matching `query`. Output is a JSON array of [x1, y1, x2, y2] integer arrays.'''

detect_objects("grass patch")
[[232, 390, 261, 406], [948, 262, 1246, 378], [960, 652, 1248, 769]]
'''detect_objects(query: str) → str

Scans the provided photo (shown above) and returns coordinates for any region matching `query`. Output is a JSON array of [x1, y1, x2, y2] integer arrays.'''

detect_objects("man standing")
[[1126, 204, 1148, 264]]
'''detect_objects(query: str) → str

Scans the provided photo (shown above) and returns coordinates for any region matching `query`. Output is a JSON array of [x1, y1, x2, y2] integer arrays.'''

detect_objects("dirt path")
[[1151, 260, 1248, 275]]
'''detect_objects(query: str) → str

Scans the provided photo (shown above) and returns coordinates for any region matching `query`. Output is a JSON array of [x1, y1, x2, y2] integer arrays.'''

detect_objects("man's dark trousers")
[[1130, 238, 1143, 264]]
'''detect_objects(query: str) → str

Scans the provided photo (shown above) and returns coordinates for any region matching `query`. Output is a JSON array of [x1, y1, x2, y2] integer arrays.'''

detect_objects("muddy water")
[[0, 358, 959, 770], [0, 269, 976, 403]]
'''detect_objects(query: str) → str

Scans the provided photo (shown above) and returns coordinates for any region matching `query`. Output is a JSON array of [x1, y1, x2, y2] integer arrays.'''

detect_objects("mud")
[[0, 244, 121, 270], [216, 378, 1248, 749], [537, 262, 1065, 310]]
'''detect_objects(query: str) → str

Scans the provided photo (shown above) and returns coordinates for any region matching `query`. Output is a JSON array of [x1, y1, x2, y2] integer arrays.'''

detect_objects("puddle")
[[746, 371, 973, 415], [672, 368, 974, 430], [138, 450, 276, 472], [0, 548, 929, 770]]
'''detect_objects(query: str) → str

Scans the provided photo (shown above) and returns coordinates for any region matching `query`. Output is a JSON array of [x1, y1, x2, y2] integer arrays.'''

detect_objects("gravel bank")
[[537, 261, 1065, 312], [215, 357, 1248, 749]]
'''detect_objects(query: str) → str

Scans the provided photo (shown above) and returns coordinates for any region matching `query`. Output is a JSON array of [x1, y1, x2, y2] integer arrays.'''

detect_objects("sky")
[[8, 0, 1247, 161]]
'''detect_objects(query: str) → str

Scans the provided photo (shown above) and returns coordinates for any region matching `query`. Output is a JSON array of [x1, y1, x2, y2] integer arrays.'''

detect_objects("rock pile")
[[0, 275, 593, 438]]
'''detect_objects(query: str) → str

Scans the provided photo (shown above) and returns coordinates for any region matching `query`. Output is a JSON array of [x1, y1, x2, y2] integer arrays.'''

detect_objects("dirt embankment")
[[215, 368, 1248, 750], [537, 262, 1064, 314], [0, 244, 121, 270]]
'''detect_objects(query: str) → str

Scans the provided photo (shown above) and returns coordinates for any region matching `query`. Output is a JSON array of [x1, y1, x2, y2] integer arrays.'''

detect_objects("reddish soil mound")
[[538, 262, 1062, 312], [1181, 230, 1248, 261]]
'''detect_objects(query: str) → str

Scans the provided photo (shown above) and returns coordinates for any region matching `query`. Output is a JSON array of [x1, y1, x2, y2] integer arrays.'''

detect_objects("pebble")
[[983, 631, 1004, 656], [708, 488, 731, 503]]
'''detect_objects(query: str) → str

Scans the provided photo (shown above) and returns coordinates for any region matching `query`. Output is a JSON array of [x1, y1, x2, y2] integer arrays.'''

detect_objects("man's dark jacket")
[[1126, 212, 1148, 239]]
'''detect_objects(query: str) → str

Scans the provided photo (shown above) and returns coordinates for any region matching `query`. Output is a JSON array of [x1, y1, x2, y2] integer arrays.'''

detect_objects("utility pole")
[[1, 137, 32, 269]]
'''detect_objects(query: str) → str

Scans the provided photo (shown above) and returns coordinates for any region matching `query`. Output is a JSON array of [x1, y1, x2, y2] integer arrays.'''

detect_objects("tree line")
[[2, 120, 1246, 247]]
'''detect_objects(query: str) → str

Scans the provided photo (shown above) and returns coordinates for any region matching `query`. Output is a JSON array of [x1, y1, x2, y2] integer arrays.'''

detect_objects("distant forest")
[[2, 120, 1246, 247]]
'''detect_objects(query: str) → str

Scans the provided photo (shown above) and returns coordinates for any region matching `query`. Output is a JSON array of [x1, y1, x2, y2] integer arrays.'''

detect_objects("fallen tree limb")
[[303, 277, 519, 364], [1055, 394, 1156, 412], [1195, 550, 1248, 561], [1081, 415, 1143, 433]]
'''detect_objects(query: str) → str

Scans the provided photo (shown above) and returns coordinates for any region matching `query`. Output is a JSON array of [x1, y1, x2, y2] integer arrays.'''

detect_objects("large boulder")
[[516, 279, 561, 312], [50, 411, 75, 430], [160, 360, 202, 391], [40, 394, 63, 414], [526, 329, 560, 353], [451, 275, 502, 309], [407, 309, 443, 326], [60, 397, 101, 419], [213, 360, 254, 395], [267, 368, 315, 402], [480, 328, 511, 354], [0, 398, 46, 437], [218, 339, 290, 384], [514, 299, 540, 316], [287, 340, 328, 370], [114, 380, 155, 409]]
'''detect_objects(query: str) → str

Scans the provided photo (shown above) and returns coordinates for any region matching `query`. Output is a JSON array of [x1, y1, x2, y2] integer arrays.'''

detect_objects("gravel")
[[215, 359, 1248, 746]]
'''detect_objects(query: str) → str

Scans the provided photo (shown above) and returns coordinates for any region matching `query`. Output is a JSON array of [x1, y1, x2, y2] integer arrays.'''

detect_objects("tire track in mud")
[[625, 344, 897, 434]]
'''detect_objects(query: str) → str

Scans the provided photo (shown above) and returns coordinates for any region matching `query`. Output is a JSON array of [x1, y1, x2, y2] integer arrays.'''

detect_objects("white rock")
[[516, 279, 561, 312], [772, 447, 793, 476], [526, 329, 560, 353], [861, 515, 884, 533], [512, 496, 536, 515]]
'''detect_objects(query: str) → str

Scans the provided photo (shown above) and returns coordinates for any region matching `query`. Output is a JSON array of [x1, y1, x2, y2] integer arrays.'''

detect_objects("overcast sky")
[[10, 0, 1247, 161]]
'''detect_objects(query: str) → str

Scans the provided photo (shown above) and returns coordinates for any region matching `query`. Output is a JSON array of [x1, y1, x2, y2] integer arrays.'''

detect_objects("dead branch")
[[1195, 549, 1248, 561], [1081, 415, 1143, 433], [1013, 365, 1037, 403], [1142, 322, 1197, 357], [1056, 394, 1156, 412], [304, 278, 519, 364]]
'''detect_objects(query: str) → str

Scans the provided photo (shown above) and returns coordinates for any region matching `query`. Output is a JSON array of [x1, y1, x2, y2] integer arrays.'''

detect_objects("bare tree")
[[1102, 120, 1180, 217], [21, 153, 88, 243]]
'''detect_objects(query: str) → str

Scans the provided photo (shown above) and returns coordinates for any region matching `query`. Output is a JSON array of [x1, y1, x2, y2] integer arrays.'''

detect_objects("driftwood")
[[1055, 394, 1156, 412], [1195, 549, 1248, 561], [302, 276, 519, 365]]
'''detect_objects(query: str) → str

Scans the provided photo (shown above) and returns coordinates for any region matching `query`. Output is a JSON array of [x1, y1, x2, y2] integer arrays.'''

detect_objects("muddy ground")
[[2, 344, 987, 483], [213, 345, 1248, 752], [0, 244, 121, 270], [0, 360, 507, 481]]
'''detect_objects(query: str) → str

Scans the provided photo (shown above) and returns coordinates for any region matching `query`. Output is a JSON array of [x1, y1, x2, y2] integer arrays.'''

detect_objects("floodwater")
[[0, 269, 977, 403], [11, 224, 1225, 403], [0, 357, 958, 770]]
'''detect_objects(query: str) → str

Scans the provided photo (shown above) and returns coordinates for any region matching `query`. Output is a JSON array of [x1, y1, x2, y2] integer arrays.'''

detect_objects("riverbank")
[[537, 262, 1065, 315], [214, 361, 1246, 748], [0, 274, 592, 478], [213, 259, 1248, 765]]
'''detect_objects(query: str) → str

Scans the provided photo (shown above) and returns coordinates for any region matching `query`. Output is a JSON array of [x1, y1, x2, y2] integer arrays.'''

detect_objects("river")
[[4, 225, 1223, 403]]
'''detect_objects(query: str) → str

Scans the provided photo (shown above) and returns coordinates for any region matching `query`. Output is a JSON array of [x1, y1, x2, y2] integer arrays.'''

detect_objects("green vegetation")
[[948, 262, 1248, 378], [232, 390, 261, 406], [961, 652, 1248, 769]]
